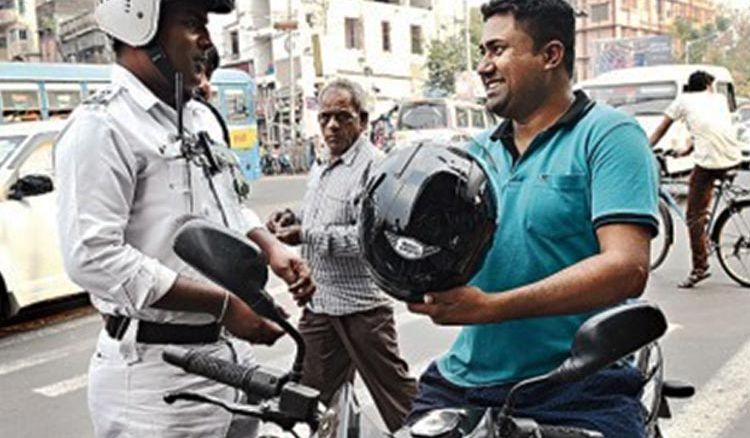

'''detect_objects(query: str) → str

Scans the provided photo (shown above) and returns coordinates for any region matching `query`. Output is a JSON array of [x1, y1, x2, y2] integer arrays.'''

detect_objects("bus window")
[[456, 107, 470, 128], [84, 82, 108, 96], [225, 89, 249, 124], [397, 101, 448, 130], [471, 109, 485, 128], [209, 87, 220, 108], [47, 88, 82, 119], [485, 110, 498, 127], [584, 82, 677, 116], [1, 88, 41, 123], [716, 81, 737, 112]]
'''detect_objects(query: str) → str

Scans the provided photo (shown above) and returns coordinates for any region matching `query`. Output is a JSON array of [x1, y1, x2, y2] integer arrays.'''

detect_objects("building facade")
[[222, 0, 458, 147], [36, 0, 103, 63], [575, 0, 716, 79], [58, 10, 112, 64], [0, 0, 40, 61]]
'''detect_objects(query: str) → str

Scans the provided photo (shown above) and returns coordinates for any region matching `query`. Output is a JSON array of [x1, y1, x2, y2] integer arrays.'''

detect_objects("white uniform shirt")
[[665, 91, 742, 169], [55, 64, 261, 325]]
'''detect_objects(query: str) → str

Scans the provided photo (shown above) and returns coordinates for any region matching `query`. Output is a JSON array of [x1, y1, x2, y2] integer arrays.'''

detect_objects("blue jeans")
[[407, 362, 646, 438]]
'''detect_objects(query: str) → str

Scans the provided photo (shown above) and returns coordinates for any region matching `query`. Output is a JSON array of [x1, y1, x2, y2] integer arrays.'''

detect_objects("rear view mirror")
[[8, 174, 53, 200], [173, 219, 281, 322], [551, 303, 667, 383]]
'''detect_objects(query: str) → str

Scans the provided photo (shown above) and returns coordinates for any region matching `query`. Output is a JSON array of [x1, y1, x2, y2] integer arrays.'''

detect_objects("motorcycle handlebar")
[[162, 347, 285, 399]]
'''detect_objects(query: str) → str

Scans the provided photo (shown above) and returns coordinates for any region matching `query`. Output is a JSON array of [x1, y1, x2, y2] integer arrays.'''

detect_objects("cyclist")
[[55, 1, 314, 436], [405, 0, 659, 436], [649, 70, 743, 288]]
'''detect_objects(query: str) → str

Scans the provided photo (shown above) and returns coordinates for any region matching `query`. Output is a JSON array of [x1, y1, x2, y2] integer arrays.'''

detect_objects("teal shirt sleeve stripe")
[[593, 213, 659, 237]]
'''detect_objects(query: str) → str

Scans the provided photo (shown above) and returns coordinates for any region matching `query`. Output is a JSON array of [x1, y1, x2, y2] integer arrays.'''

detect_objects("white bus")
[[577, 64, 739, 175], [392, 98, 498, 149]]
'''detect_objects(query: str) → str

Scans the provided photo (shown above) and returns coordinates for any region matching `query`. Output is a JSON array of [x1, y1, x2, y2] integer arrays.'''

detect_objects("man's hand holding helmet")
[[407, 285, 496, 325]]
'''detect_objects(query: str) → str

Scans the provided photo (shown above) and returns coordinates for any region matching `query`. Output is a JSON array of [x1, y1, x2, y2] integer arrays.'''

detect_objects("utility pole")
[[287, 0, 296, 150], [463, 0, 471, 71], [275, 1, 298, 149]]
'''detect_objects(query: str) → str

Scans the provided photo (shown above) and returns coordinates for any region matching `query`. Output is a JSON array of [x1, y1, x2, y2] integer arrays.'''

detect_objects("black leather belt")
[[103, 314, 221, 344]]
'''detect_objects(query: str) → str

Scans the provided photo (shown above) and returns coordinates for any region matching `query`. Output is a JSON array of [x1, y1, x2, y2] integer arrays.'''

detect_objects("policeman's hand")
[[267, 245, 316, 306], [407, 286, 492, 325], [276, 224, 302, 246], [223, 294, 284, 345]]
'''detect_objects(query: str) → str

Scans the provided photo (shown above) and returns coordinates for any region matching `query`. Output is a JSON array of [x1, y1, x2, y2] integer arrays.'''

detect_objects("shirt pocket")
[[319, 191, 355, 225], [525, 173, 590, 240]]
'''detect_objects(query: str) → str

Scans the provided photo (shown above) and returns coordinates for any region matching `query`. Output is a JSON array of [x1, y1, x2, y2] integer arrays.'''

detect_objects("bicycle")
[[650, 150, 750, 286]]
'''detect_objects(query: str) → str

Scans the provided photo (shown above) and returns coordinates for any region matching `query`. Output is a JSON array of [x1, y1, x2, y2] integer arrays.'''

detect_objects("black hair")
[[480, 0, 575, 77], [686, 70, 715, 92]]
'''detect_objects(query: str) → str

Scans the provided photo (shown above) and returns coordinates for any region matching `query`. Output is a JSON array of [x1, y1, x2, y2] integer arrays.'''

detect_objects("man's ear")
[[542, 41, 565, 71], [360, 112, 370, 130]]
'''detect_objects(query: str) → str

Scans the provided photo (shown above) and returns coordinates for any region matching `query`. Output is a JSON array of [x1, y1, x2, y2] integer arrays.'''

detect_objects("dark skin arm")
[[649, 116, 694, 157], [408, 223, 651, 325], [152, 275, 283, 345], [248, 227, 315, 304]]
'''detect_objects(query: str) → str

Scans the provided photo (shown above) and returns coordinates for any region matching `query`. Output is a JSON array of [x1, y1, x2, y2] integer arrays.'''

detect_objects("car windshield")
[[397, 102, 448, 130], [583, 82, 678, 116], [0, 135, 26, 167]]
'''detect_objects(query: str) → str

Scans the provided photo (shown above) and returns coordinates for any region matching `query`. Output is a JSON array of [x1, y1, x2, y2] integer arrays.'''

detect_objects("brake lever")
[[165, 390, 265, 416], [164, 391, 299, 430]]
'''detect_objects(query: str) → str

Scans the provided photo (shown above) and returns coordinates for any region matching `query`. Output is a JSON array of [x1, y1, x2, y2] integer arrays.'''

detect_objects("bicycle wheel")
[[713, 199, 750, 287], [651, 199, 674, 271]]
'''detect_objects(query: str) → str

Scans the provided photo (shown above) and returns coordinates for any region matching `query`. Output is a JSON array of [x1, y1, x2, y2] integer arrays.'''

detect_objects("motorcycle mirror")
[[173, 219, 281, 322], [550, 302, 667, 383]]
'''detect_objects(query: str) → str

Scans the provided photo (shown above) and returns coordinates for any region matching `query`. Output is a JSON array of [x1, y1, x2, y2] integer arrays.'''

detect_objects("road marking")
[[0, 341, 92, 376], [662, 338, 750, 438], [0, 314, 99, 350], [667, 322, 684, 335], [33, 374, 88, 398]]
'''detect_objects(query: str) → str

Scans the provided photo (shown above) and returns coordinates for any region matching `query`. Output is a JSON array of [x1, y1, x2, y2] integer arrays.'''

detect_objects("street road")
[[1, 174, 750, 437]]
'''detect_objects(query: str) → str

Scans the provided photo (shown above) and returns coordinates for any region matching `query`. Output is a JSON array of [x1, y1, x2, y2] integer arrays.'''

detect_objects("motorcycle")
[[162, 219, 688, 438]]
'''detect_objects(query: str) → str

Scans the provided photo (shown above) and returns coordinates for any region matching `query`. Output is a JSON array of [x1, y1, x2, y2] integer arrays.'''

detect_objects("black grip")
[[538, 425, 604, 438], [163, 347, 285, 399], [163, 347, 252, 390]]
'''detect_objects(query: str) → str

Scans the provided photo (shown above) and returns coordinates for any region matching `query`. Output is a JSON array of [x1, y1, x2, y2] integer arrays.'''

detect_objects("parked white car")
[[0, 120, 81, 320]]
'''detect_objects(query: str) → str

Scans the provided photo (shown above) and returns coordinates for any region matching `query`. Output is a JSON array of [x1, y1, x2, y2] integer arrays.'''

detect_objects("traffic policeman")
[[55, 1, 315, 436]]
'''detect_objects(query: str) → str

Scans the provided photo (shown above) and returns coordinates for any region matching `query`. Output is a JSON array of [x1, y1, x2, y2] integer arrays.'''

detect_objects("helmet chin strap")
[[144, 41, 181, 100]]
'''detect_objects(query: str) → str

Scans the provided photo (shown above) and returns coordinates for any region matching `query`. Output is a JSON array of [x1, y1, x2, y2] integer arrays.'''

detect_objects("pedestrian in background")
[[650, 70, 743, 288], [267, 78, 418, 432]]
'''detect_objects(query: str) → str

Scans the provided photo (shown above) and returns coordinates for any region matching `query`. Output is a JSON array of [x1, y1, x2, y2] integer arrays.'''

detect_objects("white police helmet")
[[95, 0, 235, 47]]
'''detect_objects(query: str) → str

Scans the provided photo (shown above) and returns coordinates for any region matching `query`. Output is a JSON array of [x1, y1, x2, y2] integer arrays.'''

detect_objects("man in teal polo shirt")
[[406, 0, 659, 436]]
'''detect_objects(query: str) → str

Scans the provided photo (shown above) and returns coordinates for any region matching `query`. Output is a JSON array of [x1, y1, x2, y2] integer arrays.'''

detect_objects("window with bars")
[[345, 17, 363, 50], [590, 3, 609, 22], [410, 25, 423, 55], [382, 21, 391, 52]]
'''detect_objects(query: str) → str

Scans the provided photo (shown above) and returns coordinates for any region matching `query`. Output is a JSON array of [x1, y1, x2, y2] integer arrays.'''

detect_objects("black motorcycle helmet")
[[359, 143, 497, 303]]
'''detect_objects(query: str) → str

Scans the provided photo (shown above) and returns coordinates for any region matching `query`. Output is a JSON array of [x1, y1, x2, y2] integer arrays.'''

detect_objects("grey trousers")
[[299, 305, 418, 432]]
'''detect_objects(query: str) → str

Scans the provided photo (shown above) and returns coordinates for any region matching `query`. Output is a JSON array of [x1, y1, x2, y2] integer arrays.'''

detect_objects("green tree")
[[424, 8, 483, 96], [676, 8, 750, 96]]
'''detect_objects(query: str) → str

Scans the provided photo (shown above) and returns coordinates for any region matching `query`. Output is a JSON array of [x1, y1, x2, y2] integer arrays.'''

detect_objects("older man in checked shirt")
[[267, 78, 417, 431]]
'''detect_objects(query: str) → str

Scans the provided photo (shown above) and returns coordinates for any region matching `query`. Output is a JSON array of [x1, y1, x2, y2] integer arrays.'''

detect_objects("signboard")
[[593, 35, 673, 77]]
